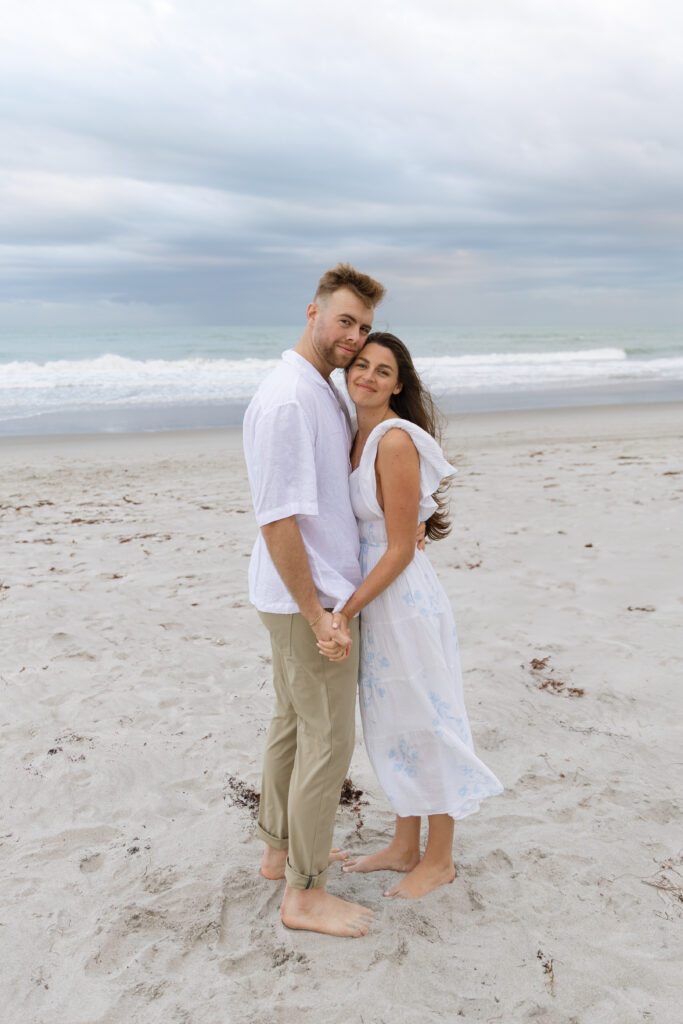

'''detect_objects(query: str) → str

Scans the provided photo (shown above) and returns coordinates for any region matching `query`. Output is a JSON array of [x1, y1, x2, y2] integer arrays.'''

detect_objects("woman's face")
[[346, 342, 402, 411]]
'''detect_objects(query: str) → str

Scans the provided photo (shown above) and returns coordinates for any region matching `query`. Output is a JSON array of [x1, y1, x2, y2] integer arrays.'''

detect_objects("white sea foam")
[[0, 355, 280, 411], [1, 348, 683, 422]]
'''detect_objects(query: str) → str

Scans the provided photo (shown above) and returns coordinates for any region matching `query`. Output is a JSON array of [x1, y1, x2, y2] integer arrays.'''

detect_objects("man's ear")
[[306, 301, 318, 323]]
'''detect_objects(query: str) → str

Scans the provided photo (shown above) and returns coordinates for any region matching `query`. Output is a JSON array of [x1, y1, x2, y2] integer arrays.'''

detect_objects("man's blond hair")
[[314, 262, 386, 309]]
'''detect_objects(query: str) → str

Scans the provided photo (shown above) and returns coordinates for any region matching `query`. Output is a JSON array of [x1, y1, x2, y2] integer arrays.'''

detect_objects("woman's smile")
[[347, 341, 403, 408]]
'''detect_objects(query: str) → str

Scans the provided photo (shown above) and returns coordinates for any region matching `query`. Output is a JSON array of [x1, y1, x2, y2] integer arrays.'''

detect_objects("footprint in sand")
[[85, 904, 170, 977], [79, 852, 104, 873]]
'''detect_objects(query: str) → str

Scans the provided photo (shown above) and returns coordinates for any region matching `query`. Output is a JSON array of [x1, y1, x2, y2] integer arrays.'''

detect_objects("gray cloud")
[[1, 0, 682, 325]]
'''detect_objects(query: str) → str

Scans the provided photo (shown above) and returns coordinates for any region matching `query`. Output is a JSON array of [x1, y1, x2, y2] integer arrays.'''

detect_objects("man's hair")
[[314, 262, 386, 309]]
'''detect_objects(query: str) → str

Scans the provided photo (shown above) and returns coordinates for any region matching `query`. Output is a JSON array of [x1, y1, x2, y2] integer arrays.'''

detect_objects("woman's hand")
[[317, 612, 351, 661]]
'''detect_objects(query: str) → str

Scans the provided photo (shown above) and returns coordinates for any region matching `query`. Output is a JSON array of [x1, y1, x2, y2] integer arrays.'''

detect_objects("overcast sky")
[[1, 0, 682, 327]]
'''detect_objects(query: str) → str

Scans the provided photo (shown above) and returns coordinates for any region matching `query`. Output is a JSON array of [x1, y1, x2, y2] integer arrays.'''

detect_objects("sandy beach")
[[1, 402, 682, 1024]]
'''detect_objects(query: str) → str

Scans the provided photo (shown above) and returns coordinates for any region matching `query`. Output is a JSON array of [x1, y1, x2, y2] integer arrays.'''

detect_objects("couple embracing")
[[243, 263, 502, 938]]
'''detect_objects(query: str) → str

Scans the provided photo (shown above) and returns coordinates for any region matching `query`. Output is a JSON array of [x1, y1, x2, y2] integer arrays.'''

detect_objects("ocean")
[[1, 325, 682, 436]]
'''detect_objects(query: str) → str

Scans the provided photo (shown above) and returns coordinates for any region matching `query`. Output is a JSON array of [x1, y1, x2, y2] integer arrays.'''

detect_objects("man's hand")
[[416, 520, 427, 551], [316, 611, 351, 661], [312, 611, 351, 646]]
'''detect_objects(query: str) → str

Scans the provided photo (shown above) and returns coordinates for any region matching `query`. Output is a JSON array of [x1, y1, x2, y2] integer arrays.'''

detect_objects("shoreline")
[[2, 377, 683, 438], [2, 400, 682, 461]]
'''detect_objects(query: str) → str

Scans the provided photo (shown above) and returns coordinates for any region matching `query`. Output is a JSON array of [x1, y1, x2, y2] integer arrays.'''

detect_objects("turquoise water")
[[2, 323, 682, 363], [1, 325, 682, 435]]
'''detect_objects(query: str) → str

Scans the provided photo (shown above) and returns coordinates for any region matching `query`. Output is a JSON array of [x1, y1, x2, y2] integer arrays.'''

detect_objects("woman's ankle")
[[387, 838, 421, 860]]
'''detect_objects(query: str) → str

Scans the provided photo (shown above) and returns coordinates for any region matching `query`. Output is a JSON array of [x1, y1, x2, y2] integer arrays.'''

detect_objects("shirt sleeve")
[[248, 401, 319, 526]]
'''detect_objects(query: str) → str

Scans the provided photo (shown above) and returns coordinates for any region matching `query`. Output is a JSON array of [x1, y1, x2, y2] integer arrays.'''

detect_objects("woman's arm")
[[319, 430, 420, 661]]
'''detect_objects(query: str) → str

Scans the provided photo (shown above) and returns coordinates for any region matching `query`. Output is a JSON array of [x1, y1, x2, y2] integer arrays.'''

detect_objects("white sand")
[[1, 403, 681, 1023]]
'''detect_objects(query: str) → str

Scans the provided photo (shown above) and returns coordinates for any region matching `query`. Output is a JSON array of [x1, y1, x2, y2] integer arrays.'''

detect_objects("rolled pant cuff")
[[255, 822, 289, 851], [285, 858, 328, 890]]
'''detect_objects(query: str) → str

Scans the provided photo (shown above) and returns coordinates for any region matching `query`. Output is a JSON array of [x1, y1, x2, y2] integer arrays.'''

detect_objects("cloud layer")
[[2, 0, 682, 325]]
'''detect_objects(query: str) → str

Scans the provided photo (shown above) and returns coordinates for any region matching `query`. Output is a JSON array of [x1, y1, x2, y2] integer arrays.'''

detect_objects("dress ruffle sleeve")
[[358, 419, 456, 521]]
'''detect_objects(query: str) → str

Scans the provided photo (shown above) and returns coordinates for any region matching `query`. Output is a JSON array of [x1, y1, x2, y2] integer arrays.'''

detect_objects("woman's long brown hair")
[[347, 331, 452, 540]]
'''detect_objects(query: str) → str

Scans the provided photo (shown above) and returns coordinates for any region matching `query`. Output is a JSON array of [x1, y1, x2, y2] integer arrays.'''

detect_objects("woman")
[[319, 332, 503, 899]]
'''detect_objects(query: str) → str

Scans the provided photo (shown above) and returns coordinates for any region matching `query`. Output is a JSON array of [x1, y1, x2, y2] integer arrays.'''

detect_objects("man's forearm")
[[260, 516, 323, 623]]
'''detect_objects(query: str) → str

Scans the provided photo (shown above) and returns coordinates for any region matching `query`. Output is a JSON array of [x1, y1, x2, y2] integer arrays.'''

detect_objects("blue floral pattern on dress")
[[399, 563, 444, 618], [359, 625, 389, 714], [456, 763, 500, 800], [429, 692, 455, 739], [429, 692, 471, 744], [388, 738, 419, 777], [400, 586, 442, 618], [359, 538, 369, 577]]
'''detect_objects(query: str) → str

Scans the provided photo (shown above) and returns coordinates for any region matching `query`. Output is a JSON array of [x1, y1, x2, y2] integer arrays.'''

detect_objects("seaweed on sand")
[[224, 774, 260, 818]]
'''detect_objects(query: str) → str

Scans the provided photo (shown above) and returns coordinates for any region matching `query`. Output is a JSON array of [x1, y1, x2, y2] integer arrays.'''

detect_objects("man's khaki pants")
[[256, 611, 360, 890]]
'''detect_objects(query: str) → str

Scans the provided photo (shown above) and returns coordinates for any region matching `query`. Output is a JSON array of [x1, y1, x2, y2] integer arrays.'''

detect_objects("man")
[[243, 263, 385, 937]]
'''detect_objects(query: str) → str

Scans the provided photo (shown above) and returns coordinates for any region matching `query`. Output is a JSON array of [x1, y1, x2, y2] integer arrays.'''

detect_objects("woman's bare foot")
[[281, 885, 373, 937], [342, 843, 420, 875], [328, 847, 349, 865], [384, 859, 456, 899], [260, 846, 348, 880]]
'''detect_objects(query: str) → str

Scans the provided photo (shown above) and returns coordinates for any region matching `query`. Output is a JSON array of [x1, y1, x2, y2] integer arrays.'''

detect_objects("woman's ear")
[[393, 382, 403, 395]]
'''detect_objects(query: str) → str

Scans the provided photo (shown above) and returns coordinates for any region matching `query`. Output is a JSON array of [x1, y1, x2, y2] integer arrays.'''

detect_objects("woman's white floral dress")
[[352, 419, 503, 820]]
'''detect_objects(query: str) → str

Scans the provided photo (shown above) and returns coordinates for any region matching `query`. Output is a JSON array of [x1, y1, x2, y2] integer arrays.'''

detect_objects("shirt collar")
[[282, 349, 351, 433], [282, 348, 331, 390]]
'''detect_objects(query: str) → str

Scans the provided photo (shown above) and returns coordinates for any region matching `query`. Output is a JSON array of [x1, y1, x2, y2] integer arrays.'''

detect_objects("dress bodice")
[[349, 419, 456, 531]]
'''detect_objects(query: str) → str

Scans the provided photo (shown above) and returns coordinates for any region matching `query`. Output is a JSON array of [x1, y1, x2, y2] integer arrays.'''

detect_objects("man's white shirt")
[[243, 349, 361, 614]]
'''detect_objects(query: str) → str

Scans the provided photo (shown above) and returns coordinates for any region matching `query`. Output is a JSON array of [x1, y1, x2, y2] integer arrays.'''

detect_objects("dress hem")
[[389, 787, 504, 822]]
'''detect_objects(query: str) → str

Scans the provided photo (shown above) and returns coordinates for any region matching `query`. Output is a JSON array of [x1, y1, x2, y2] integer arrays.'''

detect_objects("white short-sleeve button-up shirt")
[[243, 350, 361, 614]]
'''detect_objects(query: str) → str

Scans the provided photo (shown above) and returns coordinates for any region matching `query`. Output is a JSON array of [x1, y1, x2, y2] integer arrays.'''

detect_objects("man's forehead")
[[327, 287, 374, 322]]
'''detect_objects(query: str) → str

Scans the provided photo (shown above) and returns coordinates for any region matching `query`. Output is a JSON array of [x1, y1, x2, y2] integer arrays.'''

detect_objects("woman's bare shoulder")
[[376, 424, 419, 459]]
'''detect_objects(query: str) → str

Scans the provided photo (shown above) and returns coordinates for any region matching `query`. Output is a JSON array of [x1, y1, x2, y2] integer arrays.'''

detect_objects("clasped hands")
[[314, 521, 426, 663], [315, 611, 352, 662]]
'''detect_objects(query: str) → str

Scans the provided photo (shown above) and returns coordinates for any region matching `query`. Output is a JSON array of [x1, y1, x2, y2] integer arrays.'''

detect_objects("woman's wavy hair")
[[347, 331, 452, 541]]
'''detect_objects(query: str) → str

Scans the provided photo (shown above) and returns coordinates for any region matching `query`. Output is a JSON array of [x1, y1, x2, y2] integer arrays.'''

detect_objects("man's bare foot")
[[261, 846, 348, 880], [384, 859, 456, 899], [342, 844, 420, 875], [260, 845, 288, 879], [281, 885, 373, 937]]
